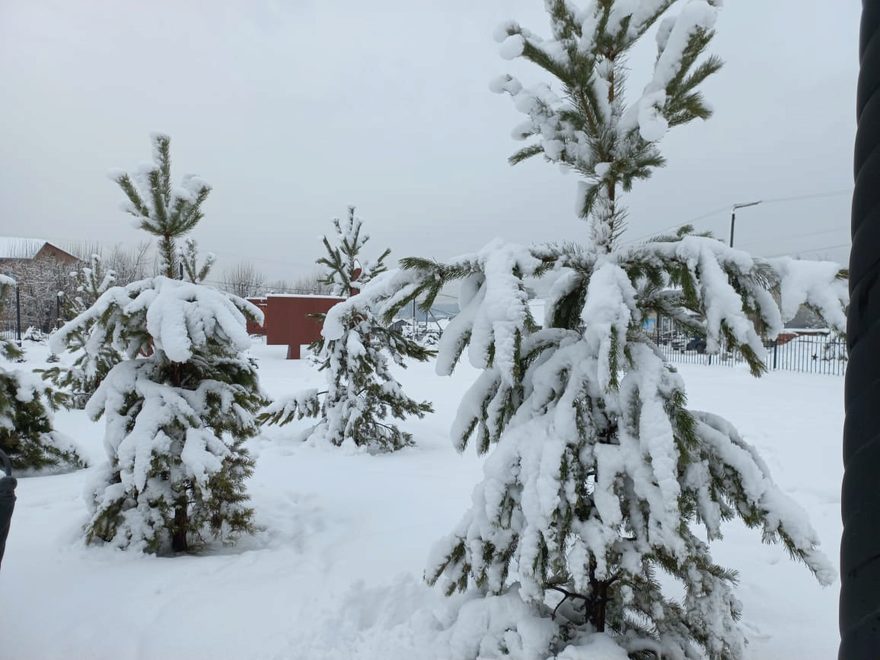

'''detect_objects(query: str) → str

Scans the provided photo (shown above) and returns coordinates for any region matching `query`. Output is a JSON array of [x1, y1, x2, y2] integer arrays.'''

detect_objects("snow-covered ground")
[[0, 339, 842, 659]]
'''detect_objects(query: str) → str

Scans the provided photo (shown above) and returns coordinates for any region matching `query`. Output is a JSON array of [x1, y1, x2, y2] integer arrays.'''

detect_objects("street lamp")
[[729, 200, 762, 248]]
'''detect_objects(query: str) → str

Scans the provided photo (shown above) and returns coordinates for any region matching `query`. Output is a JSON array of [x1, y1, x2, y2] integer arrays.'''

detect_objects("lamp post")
[[729, 200, 762, 248], [840, 2, 880, 657]]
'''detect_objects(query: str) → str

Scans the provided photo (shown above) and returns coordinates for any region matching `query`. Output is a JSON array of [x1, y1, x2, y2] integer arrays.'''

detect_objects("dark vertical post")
[[729, 208, 736, 248], [729, 201, 762, 248], [772, 338, 778, 371], [841, 2, 880, 657], [0, 449, 15, 571], [654, 313, 661, 362], [14, 284, 21, 347]]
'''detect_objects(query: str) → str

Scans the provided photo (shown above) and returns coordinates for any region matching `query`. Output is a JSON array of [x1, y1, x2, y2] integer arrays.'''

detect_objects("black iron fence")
[[655, 327, 847, 376], [1, 281, 62, 346]]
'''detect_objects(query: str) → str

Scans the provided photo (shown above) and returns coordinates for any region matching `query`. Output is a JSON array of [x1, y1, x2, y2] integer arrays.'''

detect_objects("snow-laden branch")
[[51, 276, 260, 364]]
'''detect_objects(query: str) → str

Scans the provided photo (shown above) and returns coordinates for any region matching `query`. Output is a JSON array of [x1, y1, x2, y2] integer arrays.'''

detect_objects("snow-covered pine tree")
[[179, 237, 216, 284], [42, 254, 121, 405], [261, 208, 432, 453], [50, 134, 265, 554], [0, 275, 83, 471], [389, 2, 847, 657], [317, 206, 390, 296]]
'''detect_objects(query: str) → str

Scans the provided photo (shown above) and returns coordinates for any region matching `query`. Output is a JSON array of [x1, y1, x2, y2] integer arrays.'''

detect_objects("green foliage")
[[264, 213, 433, 452], [0, 277, 82, 471], [312, 313, 434, 452], [84, 353, 263, 552], [41, 254, 121, 405], [112, 133, 211, 278], [0, 371, 81, 472], [52, 134, 263, 554], [408, 2, 840, 658], [180, 238, 216, 284], [316, 206, 389, 296], [493, 0, 721, 252]]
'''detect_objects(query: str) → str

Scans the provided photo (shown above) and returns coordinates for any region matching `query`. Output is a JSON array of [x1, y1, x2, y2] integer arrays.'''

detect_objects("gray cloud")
[[0, 0, 858, 280]]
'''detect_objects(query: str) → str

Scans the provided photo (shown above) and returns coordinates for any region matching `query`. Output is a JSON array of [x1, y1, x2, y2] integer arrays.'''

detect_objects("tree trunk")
[[169, 362, 187, 553], [593, 581, 608, 632], [172, 496, 188, 553], [160, 235, 177, 279]]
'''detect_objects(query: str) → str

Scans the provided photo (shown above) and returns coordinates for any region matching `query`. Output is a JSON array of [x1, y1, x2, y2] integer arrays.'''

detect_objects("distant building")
[[0, 237, 79, 267], [0, 237, 81, 334]]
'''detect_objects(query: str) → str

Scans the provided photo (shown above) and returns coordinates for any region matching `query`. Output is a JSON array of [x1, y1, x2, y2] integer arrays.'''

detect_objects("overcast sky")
[[0, 1, 859, 282]]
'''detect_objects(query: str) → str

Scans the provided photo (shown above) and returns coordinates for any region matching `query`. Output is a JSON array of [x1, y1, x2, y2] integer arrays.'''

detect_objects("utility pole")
[[840, 2, 880, 657], [729, 200, 762, 247]]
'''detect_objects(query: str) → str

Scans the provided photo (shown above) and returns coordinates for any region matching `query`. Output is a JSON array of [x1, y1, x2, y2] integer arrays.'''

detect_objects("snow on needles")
[[770, 256, 848, 333], [408, 223, 845, 657], [581, 262, 637, 390], [625, 1, 718, 141], [52, 276, 256, 363]]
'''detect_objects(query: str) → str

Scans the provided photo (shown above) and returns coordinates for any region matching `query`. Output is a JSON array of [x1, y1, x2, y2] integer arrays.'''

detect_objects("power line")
[[736, 226, 849, 250], [621, 188, 851, 247], [764, 241, 851, 258], [622, 205, 730, 246], [760, 188, 851, 206]]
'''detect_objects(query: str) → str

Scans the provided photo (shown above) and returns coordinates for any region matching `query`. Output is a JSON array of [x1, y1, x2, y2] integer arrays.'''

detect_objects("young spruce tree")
[[261, 207, 433, 452], [389, 2, 847, 657], [43, 254, 121, 406], [51, 134, 265, 554], [0, 276, 84, 471]]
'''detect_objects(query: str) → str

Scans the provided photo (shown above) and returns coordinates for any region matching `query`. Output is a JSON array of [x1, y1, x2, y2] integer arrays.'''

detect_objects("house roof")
[[0, 237, 72, 260]]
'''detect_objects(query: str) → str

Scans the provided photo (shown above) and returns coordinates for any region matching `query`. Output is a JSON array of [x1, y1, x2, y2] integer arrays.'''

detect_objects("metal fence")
[[0, 286, 22, 346], [655, 327, 848, 376], [0, 281, 61, 346]]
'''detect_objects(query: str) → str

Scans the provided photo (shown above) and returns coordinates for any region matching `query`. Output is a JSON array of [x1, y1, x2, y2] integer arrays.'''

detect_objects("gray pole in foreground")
[[728, 200, 762, 248], [840, 1, 880, 657], [0, 449, 15, 571]]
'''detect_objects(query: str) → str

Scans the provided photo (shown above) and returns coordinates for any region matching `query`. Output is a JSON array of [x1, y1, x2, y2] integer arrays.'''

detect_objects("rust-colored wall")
[[245, 297, 268, 335], [265, 294, 346, 359]]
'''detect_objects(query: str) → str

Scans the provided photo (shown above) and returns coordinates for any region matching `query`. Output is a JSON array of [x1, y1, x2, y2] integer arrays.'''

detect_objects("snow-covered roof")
[[0, 237, 51, 259]]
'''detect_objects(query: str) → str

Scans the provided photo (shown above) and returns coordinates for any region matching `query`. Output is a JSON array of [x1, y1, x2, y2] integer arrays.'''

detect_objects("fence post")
[[14, 284, 21, 347], [772, 338, 778, 370]]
